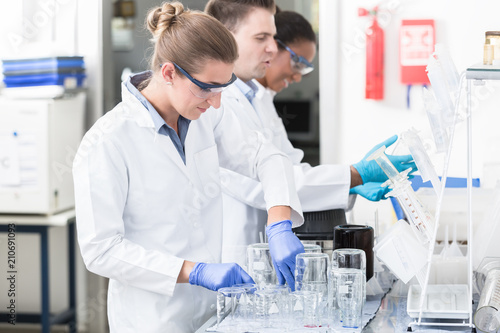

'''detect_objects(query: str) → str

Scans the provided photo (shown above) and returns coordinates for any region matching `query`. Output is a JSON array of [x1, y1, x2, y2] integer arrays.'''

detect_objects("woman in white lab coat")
[[219, 10, 416, 267], [73, 3, 303, 332]]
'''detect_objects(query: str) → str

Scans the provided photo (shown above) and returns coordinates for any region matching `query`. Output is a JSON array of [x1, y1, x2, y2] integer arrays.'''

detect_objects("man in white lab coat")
[[206, 1, 416, 269]]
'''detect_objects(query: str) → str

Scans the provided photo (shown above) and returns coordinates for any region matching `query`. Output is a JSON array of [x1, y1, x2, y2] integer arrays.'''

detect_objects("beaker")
[[254, 287, 288, 329], [289, 290, 319, 329], [474, 269, 500, 333], [246, 243, 277, 286], [295, 253, 330, 327], [217, 286, 246, 332], [303, 243, 322, 253], [332, 248, 367, 305], [334, 268, 364, 330], [232, 283, 257, 324]]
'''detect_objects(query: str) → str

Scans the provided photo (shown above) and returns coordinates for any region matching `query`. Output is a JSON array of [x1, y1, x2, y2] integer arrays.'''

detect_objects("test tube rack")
[[408, 63, 500, 331]]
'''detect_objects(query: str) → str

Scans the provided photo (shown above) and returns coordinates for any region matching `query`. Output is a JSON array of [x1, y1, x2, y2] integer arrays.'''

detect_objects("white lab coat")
[[220, 81, 353, 267], [73, 74, 303, 333]]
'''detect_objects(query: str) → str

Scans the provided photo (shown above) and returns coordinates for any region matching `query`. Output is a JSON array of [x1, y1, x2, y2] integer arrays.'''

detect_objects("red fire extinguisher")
[[359, 7, 384, 100]]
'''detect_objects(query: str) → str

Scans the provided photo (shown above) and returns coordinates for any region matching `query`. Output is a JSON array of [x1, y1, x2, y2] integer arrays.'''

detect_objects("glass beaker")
[[332, 248, 367, 304], [232, 283, 257, 324], [254, 287, 288, 328], [333, 268, 364, 330], [217, 286, 246, 332], [246, 243, 277, 287], [303, 243, 322, 253], [474, 269, 500, 333], [289, 290, 319, 329], [295, 253, 330, 327]]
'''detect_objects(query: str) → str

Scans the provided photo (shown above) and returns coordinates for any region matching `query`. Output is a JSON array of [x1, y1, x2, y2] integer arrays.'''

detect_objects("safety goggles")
[[171, 62, 236, 99], [275, 38, 314, 75]]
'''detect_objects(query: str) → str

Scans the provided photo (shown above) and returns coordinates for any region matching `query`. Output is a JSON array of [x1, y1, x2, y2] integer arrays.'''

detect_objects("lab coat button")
[[210, 304, 216, 310]]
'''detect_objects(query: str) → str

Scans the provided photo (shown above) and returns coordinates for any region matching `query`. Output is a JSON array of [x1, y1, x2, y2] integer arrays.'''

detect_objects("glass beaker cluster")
[[215, 244, 368, 332]]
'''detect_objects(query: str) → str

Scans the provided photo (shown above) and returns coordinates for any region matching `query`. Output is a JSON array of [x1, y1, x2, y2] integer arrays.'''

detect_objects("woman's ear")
[[160, 62, 176, 84]]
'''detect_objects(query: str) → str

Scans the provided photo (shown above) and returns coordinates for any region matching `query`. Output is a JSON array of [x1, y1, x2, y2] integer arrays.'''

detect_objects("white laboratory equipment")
[[367, 146, 435, 245], [474, 259, 500, 333], [0, 92, 85, 214]]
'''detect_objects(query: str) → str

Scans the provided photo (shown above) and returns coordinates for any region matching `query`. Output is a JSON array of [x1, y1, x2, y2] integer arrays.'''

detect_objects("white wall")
[[320, 0, 500, 227]]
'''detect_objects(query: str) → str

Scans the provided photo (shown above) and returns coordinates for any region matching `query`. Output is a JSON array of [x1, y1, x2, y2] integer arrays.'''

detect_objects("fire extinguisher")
[[359, 7, 384, 100]]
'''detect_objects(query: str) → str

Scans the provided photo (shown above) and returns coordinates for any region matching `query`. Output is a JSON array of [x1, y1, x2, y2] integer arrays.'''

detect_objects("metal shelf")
[[466, 63, 500, 80]]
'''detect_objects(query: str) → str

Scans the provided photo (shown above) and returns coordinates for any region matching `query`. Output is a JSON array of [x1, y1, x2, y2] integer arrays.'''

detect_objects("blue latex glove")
[[353, 135, 417, 184], [266, 220, 304, 291], [349, 182, 390, 201], [189, 262, 254, 291]]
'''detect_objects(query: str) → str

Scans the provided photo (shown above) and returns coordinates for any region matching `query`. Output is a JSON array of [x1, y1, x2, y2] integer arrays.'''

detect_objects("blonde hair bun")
[[146, 1, 185, 41]]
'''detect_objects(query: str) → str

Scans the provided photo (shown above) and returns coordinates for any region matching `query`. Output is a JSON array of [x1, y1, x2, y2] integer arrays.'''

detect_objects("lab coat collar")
[[233, 78, 258, 104], [122, 71, 192, 177], [121, 72, 156, 129], [253, 79, 277, 100]]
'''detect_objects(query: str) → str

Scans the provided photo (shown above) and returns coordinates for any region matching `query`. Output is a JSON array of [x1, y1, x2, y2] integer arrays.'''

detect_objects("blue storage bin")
[[2, 56, 84, 73], [3, 72, 86, 88]]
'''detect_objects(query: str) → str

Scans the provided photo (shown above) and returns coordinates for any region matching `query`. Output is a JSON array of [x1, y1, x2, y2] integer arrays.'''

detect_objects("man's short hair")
[[205, 0, 276, 32]]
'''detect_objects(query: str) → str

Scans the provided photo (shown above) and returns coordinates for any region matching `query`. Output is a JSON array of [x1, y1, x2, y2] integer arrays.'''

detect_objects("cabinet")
[[0, 93, 85, 214]]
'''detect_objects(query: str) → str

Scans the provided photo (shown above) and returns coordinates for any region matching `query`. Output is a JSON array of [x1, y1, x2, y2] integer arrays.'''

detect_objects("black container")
[[293, 209, 346, 257], [333, 224, 374, 280], [293, 209, 346, 237]]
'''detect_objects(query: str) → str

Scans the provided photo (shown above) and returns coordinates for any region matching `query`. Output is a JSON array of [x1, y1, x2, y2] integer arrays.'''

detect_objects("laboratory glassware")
[[216, 286, 246, 332], [334, 268, 364, 330], [367, 146, 435, 245], [474, 261, 500, 333], [246, 243, 277, 286], [485, 31, 500, 65], [484, 38, 494, 65], [289, 290, 319, 329], [232, 283, 257, 324], [332, 248, 367, 305], [254, 287, 288, 329], [295, 252, 330, 327], [303, 243, 322, 253], [333, 224, 374, 280]]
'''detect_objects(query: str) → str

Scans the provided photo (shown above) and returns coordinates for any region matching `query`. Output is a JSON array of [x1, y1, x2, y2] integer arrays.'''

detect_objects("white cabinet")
[[0, 93, 85, 214]]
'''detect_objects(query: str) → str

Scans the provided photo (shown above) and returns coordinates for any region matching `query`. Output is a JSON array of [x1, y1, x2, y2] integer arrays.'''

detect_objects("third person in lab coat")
[[205, 2, 417, 268]]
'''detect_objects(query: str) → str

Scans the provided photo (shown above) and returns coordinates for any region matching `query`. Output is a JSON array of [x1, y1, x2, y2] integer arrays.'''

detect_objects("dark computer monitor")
[[273, 99, 316, 142]]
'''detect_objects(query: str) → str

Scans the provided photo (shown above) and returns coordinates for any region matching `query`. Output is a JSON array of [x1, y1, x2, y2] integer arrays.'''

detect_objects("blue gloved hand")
[[266, 220, 304, 291], [353, 135, 417, 184], [349, 182, 391, 201], [189, 262, 254, 291]]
